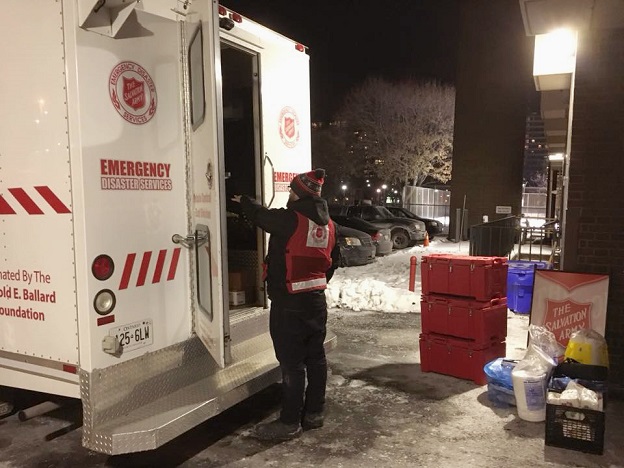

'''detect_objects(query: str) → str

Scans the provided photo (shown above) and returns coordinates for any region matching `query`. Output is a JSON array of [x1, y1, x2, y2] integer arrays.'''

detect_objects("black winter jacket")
[[239, 195, 339, 299]]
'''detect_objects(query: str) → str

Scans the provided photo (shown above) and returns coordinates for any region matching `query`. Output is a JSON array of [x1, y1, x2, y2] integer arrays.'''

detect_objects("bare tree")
[[336, 77, 455, 186], [311, 123, 355, 198], [528, 170, 548, 188]]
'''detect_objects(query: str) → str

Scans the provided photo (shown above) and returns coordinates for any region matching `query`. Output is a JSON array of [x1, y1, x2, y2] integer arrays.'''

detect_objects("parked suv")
[[386, 206, 443, 240], [330, 204, 426, 249]]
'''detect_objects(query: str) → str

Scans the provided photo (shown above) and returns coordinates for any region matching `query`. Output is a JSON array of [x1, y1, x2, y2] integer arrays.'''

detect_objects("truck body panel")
[[0, 0, 335, 454]]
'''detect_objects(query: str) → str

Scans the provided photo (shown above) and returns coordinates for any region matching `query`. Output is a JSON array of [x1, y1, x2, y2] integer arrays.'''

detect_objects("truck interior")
[[220, 42, 266, 313]]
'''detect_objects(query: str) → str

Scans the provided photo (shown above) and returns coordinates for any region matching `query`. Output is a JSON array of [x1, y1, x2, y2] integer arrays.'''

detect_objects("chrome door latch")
[[172, 231, 208, 249]]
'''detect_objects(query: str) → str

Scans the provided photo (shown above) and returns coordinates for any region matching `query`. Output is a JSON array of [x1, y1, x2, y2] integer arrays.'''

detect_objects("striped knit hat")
[[290, 168, 325, 198]]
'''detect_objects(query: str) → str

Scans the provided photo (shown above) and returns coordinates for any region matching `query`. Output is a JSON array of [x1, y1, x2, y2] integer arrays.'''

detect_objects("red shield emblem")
[[543, 298, 592, 346], [284, 116, 296, 139], [122, 77, 145, 110]]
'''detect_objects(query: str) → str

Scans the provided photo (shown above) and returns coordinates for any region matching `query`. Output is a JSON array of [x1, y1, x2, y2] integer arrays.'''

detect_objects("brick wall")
[[564, 27, 624, 388]]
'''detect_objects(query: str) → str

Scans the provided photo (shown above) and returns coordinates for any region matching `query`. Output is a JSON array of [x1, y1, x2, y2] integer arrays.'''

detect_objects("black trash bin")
[[469, 216, 519, 257]]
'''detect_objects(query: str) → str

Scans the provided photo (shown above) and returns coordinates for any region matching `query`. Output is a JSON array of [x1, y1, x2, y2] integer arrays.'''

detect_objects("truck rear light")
[[92, 255, 114, 281], [62, 364, 77, 374], [295, 43, 305, 52], [218, 5, 226, 16], [94, 289, 116, 315], [230, 12, 242, 23]]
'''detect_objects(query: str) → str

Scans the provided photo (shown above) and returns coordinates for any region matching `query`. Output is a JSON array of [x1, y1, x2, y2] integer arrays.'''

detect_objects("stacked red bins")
[[419, 254, 508, 385]]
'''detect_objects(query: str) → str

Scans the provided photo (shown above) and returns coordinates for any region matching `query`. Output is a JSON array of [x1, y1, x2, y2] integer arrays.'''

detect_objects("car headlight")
[[409, 223, 424, 232], [343, 237, 362, 246]]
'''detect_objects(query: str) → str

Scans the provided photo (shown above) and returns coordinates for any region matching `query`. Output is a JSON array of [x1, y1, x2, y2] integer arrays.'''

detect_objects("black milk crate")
[[545, 404, 605, 455]]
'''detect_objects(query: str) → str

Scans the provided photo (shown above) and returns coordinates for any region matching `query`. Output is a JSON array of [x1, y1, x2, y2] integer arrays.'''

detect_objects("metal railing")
[[469, 217, 560, 268], [514, 219, 560, 267]]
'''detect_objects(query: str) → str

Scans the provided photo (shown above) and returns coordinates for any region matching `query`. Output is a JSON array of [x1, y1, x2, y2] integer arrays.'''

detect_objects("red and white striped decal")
[[119, 247, 182, 290], [0, 186, 71, 215]]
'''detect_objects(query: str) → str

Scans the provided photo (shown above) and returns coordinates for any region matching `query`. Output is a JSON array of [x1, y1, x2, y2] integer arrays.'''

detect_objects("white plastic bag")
[[512, 326, 559, 422], [529, 324, 566, 362]]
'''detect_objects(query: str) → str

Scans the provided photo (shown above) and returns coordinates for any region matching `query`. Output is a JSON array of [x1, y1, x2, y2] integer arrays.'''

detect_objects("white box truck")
[[0, 0, 334, 454]]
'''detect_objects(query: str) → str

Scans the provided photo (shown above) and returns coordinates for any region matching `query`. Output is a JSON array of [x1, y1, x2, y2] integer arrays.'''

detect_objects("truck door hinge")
[[205, 162, 213, 189]]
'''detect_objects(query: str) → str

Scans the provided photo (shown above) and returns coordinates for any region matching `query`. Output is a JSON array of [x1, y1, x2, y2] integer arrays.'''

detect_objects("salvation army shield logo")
[[109, 61, 157, 125], [122, 77, 145, 110], [543, 298, 593, 346], [278, 106, 300, 148], [307, 220, 329, 247]]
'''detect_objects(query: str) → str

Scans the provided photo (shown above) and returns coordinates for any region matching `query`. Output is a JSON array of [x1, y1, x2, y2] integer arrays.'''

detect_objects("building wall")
[[564, 27, 624, 387], [450, 0, 534, 236]]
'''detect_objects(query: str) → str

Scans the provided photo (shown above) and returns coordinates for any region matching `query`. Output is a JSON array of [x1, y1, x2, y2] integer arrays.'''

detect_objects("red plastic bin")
[[420, 295, 508, 345], [421, 254, 508, 301], [419, 333, 506, 385]]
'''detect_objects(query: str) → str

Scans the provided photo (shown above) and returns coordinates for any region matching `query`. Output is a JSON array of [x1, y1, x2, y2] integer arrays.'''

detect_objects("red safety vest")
[[285, 212, 335, 294]]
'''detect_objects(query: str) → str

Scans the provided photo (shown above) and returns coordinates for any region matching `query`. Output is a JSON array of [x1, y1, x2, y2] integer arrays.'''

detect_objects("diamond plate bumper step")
[[82, 330, 337, 455]]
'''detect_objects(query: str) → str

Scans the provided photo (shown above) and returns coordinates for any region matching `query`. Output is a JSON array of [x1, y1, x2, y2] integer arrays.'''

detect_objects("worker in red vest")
[[231, 168, 339, 441]]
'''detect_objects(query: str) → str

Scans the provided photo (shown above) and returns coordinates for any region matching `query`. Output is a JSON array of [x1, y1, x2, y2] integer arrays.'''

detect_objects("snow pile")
[[327, 239, 468, 313]]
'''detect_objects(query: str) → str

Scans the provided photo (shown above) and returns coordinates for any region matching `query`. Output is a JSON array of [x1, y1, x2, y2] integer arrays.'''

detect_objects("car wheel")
[[391, 229, 410, 249]]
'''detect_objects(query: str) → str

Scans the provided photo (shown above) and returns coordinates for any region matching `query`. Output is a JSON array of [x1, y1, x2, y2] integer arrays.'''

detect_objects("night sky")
[[219, 0, 460, 121]]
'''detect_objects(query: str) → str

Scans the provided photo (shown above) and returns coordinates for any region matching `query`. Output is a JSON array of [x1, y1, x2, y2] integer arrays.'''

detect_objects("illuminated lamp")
[[533, 29, 578, 91]]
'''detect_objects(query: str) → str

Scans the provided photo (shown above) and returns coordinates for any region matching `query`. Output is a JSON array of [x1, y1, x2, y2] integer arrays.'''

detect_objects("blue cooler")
[[506, 260, 549, 314], [484, 358, 517, 407]]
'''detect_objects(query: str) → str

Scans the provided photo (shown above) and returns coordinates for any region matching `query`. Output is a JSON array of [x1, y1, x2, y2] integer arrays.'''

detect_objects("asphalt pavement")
[[0, 310, 622, 467]]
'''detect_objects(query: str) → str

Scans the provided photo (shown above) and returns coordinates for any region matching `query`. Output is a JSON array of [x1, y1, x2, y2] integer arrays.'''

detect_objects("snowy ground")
[[327, 238, 469, 312]]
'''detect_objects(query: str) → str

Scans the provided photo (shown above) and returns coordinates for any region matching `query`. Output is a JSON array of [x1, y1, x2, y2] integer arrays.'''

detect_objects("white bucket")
[[512, 368, 548, 422]]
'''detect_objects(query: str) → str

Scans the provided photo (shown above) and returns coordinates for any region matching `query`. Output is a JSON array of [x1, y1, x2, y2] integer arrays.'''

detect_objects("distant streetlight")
[[341, 184, 348, 191], [382, 184, 387, 190], [341, 184, 348, 205], [548, 153, 564, 161]]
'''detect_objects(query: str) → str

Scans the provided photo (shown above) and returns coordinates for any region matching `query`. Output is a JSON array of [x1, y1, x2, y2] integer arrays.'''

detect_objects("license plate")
[[109, 319, 153, 351]]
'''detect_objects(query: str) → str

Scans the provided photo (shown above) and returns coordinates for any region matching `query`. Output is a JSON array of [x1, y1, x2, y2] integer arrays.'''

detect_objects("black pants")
[[269, 290, 328, 425]]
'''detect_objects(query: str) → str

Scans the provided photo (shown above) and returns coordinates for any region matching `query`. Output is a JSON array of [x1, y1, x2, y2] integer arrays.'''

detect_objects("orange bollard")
[[423, 232, 430, 247], [408, 256, 417, 292]]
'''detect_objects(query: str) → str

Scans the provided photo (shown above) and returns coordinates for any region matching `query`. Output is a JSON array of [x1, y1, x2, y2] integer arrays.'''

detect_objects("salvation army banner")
[[530, 270, 609, 347]]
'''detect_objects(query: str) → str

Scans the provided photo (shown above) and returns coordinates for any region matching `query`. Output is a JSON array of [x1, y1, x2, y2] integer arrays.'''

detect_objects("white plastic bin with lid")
[[512, 368, 549, 421], [511, 334, 558, 422]]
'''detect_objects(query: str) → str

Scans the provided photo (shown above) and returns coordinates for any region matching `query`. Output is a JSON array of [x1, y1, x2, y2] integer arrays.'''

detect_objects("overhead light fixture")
[[533, 28, 578, 90]]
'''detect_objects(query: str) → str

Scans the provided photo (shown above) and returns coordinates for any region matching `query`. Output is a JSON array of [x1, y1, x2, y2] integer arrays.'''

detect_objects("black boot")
[[302, 412, 324, 430], [252, 419, 302, 441]]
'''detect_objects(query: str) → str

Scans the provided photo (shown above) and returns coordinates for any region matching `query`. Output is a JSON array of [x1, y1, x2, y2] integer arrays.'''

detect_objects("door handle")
[[172, 234, 195, 249], [172, 231, 207, 249], [264, 153, 275, 207]]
